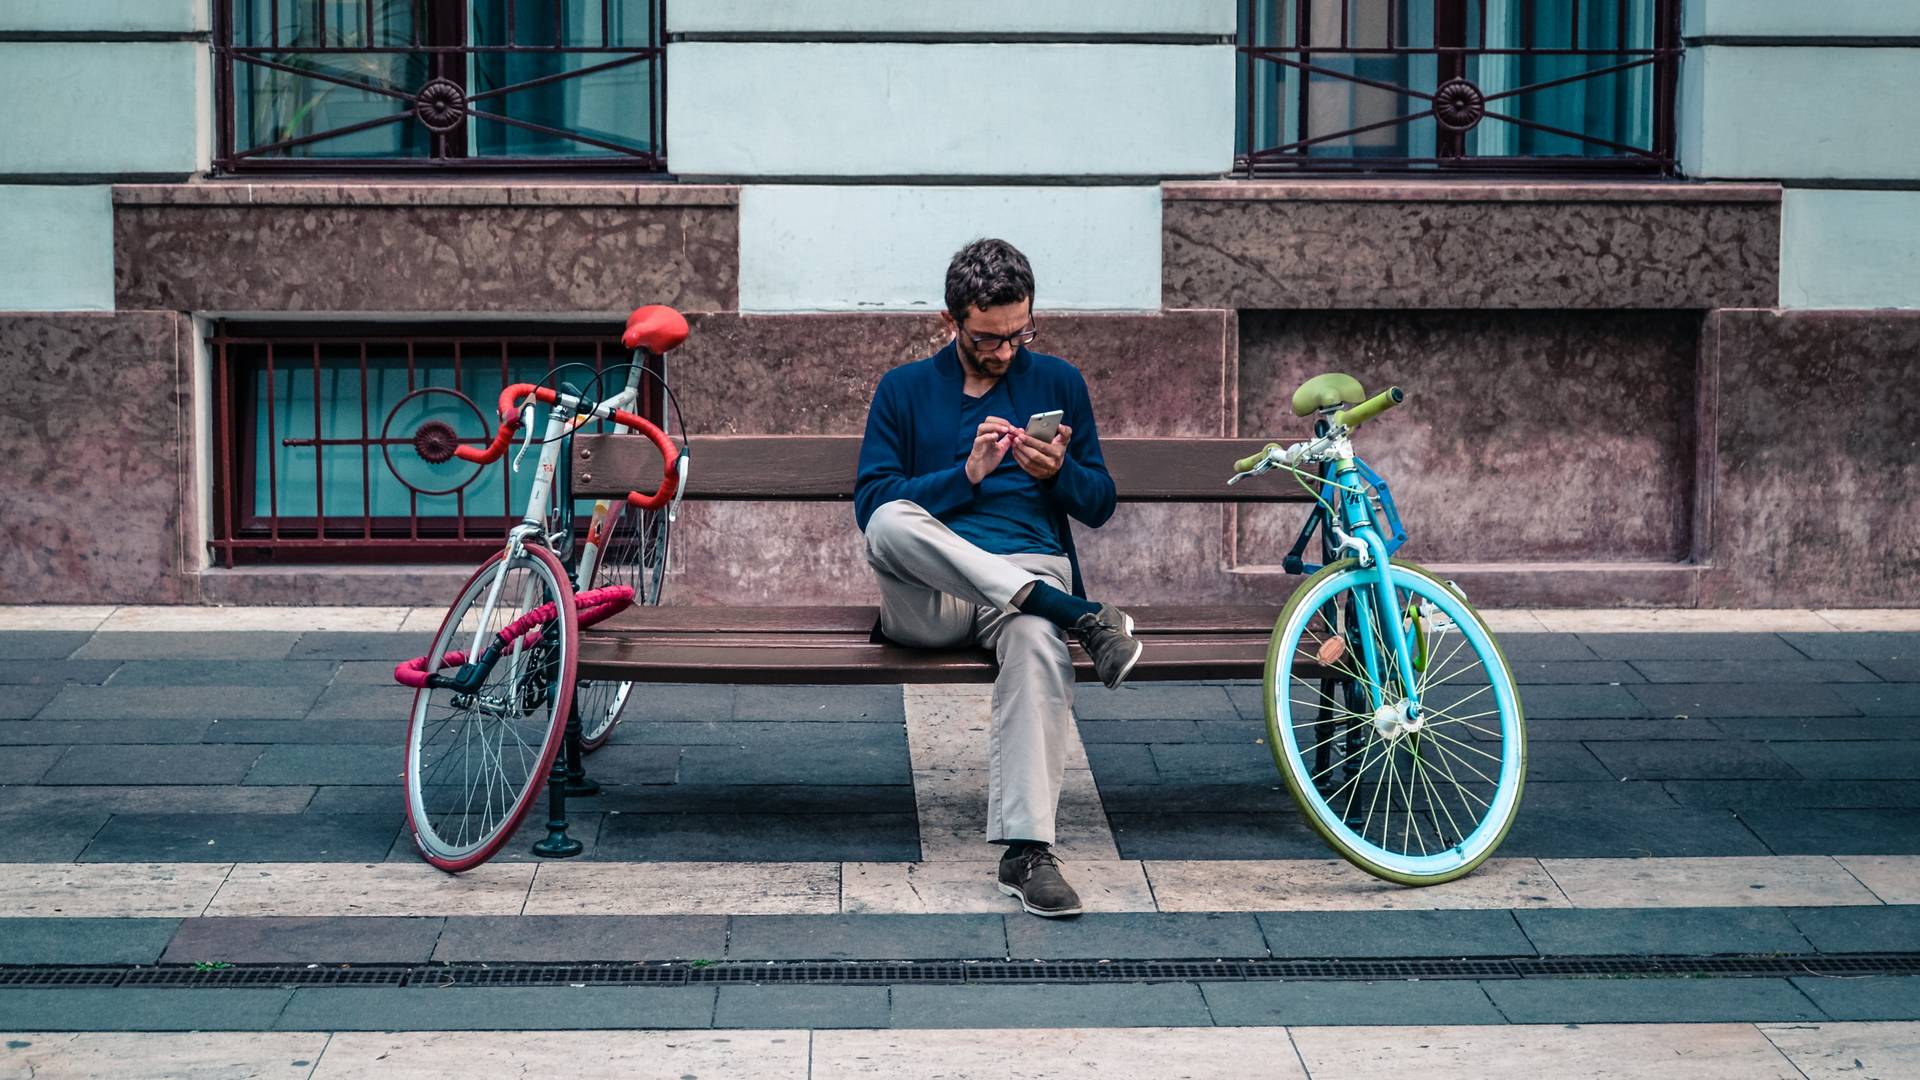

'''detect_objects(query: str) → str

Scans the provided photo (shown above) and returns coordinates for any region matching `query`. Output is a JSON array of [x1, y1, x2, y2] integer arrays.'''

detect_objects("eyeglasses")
[[960, 322, 1038, 353]]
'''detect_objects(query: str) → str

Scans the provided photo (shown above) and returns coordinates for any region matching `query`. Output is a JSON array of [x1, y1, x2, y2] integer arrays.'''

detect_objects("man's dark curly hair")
[[944, 238, 1035, 322]]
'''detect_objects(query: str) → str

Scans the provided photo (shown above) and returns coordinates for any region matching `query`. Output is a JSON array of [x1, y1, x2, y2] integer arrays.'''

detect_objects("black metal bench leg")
[[562, 696, 601, 798], [532, 690, 587, 858]]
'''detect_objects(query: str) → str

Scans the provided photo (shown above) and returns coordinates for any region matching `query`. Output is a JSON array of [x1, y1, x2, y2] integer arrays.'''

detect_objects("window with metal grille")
[[213, 0, 665, 170], [1236, 0, 1679, 174]]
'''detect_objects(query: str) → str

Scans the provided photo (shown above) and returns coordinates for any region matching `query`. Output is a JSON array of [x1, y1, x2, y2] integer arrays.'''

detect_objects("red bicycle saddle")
[[622, 305, 690, 353]]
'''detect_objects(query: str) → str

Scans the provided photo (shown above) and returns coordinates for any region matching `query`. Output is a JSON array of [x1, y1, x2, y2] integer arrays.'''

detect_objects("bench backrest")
[[571, 434, 1311, 504]]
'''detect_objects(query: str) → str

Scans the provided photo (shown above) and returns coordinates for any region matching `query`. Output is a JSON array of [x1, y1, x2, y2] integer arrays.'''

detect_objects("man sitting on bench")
[[853, 237, 1142, 918]]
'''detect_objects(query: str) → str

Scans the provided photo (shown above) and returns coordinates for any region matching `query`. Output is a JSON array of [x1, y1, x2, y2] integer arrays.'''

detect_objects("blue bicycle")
[[1232, 374, 1526, 885]]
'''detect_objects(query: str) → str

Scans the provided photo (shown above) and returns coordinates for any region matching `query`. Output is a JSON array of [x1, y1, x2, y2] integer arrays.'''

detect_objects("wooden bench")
[[570, 434, 1333, 686]]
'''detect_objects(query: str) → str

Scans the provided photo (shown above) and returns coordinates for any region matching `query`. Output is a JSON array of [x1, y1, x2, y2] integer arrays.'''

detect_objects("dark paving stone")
[[416, 811, 606, 865], [713, 984, 889, 1029], [1784, 633, 1920, 663], [1515, 685, 1649, 720], [576, 783, 914, 815], [1076, 719, 1202, 744], [1257, 910, 1532, 959], [1484, 976, 1824, 1023], [203, 719, 408, 745], [1738, 807, 1920, 855], [1094, 783, 1292, 814], [1629, 683, 1860, 719], [1194, 719, 1270, 744], [1524, 742, 1614, 782], [1664, 779, 1920, 810], [1712, 716, 1920, 741], [1584, 740, 1798, 781], [1578, 633, 1805, 662], [302, 786, 399, 815], [434, 915, 728, 962], [1081, 743, 1159, 785], [287, 632, 432, 662], [1203, 980, 1505, 1027], [1495, 634, 1600, 662], [734, 684, 901, 722], [0, 631, 92, 660], [1769, 741, 1920, 780], [0, 686, 58, 719], [334, 660, 416, 684], [1790, 976, 1920, 1021], [594, 812, 918, 862], [161, 916, 444, 964], [568, 745, 681, 786], [606, 684, 735, 724], [1005, 913, 1267, 961], [274, 986, 716, 1030], [1109, 813, 1327, 861], [304, 683, 415, 722], [1629, 660, 1880, 684], [1148, 744, 1283, 786], [1517, 781, 1678, 811], [1787, 906, 1920, 953], [1516, 717, 1723, 741], [37, 685, 325, 722], [244, 744, 404, 786], [889, 983, 1212, 1028], [106, 660, 340, 688], [0, 660, 121, 685], [72, 632, 300, 661], [1510, 661, 1645, 685], [40, 744, 264, 785], [0, 989, 295, 1031], [1497, 804, 1769, 858], [1225, 683, 1267, 721], [611, 720, 889, 747], [1835, 684, 1920, 717], [0, 784, 316, 816], [0, 918, 178, 964], [0, 720, 213, 745], [674, 729, 909, 786], [0, 745, 63, 783], [1866, 660, 1920, 683], [80, 813, 400, 862], [0, 813, 111, 861], [1074, 685, 1238, 721], [1513, 907, 1810, 956], [727, 914, 1004, 961]]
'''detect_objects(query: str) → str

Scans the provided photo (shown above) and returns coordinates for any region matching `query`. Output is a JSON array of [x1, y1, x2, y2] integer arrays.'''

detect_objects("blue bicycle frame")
[[1326, 451, 1424, 721]]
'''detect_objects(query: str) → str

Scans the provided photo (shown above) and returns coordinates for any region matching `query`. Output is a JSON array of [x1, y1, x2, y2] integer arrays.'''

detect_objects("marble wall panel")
[[1163, 184, 1780, 310], [0, 312, 196, 603]]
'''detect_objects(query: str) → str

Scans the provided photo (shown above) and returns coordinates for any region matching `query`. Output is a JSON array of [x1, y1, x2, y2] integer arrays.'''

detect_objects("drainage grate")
[[973, 961, 1242, 982], [1246, 958, 1521, 981], [0, 968, 123, 987], [430, 964, 689, 988], [121, 966, 412, 988], [1514, 954, 1920, 979]]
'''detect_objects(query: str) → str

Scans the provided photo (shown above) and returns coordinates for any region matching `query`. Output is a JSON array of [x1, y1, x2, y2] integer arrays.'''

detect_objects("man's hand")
[[1011, 422, 1070, 482], [965, 417, 1017, 485]]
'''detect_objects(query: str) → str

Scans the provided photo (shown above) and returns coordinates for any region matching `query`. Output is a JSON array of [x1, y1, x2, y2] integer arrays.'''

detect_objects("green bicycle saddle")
[[1291, 372, 1367, 417]]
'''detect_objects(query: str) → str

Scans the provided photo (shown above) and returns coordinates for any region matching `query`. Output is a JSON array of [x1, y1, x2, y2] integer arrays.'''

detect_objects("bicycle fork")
[[1332, 459, 1424, 734]]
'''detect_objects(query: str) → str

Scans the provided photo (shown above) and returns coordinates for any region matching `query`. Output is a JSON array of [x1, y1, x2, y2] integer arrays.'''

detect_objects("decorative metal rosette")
[[413, 78, 468, 133], [1433, 78, 1487, 133], [381, 387, 489, 496]]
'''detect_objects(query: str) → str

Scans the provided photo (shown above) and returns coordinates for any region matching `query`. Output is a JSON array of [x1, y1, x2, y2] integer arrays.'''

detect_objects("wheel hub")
[[1372, 698, 1423, 741]]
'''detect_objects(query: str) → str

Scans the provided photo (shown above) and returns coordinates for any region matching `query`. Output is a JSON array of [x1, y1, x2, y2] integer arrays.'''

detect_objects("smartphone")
[[1024, 409, 1064, 443]]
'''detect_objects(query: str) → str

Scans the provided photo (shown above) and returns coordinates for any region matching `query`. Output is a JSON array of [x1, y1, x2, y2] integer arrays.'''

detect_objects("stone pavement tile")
[[0, 918, 179, 964], [0, 745, 61, 783], [1517, 781, 1676, 810], [287, 632, 431, 662], [526, 862, 838, 916], [432, 811, 604, 865], [1541, 856, 1881, 908], [38, 685, 325, 722], [1489, 803, 1771, 859], [71, 632, 301, 661], [1080, 743, 1159, 784], [0, 1033, 326, 1079], [208, 862, 532, 917], [1004, 912, 1267, 960], [1739, 808, 1920, 856], [1094, 783, 1292, 814], [1147, 859, 1569, 913], [736, 684, 902, 722], [1836, 856, 1920, 904], [1786, 631, 1920, 661], [1194, 718, 1269, 744], [1760, 1021, 1920, 1080], [0, 989, 295, 1031], [1630, 683, 1860, 719], [674, 733, 910, 787], [1513, 906, 1811, 956], [601, 719, 853, 746], [1816, 614, 1920, 632], [1484, 976, 1824, 1023], [840, 861, 1155, 915], [1108, 813, 1329, 861], [0, 630, 96, 658], [593, 812, 919, 862], [1292, 1021, 1801, 1079], [1491, 633, 1600, 662], [0, 784, 317, 815], [161, 915, 444, 964], [1787, 905, 1920, 954], [1256, 909, 1533, 958], [606, 683, 735, 724], [1074, 685, 1238, 721], [1712, 716, 1920, 741], [106, 660, 340, 687], [0, 686, 57, 720], [0, 813, 111, 862], [813, 1027, 1304, 1079], [0, 660, 120, 685], [1578, 633, 1807, 661], [713, 985, 889, 1029], [1077, 719, 1202, 743], [275, 986, 716, 1031], [82, 814, 399, 863], [1515, 684, 1649, 720], [302, 786, 395, 814], [1770, 741, 1920, 780], [1866, 660, 1920, 682], [727, 913, 1006, 961], [888, 982, 1213, 1028], [315, 1030, 807, 1078], [304, 682, 415, 721], [565, 744, 680, 785], [0, 719, 214, 744], [1664, 779, 1920, 809], [570, 783, 915, 815], [1148, 743, 1284, 786], [1791, 976, 1920, 1021], [205, 719, 409, 745], [1630, 660, 1879, 684], [904, 685, 1088, 772], [1835, 683, 1920, 717], [914, 768, 1115, 862], [0, 863, 232, 917], [1585, 740, 1799, 781], [432, 915, 727, 961], [1510, 660, 1646, 684], [105, 608, 406, 633], [1524, 742, 1614, 781], [41, 744, 264, 785], [243, 744, 405, 786], [1202, 980, 1505, 1027], [335, 659, 418, 684]]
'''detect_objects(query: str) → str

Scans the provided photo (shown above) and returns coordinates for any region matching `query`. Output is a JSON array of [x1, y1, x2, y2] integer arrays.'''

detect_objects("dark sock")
[[1001, 840, 1045, 860], [1015, 580, 1099, 630]]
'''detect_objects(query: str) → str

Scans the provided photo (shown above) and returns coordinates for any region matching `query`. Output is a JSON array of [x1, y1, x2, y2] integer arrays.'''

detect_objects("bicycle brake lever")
[[511, 403, 537, 473]]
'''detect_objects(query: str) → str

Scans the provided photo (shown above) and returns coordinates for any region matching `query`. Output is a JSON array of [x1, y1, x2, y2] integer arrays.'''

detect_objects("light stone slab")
[[914, 769, 1117, 862], [525, 862, 840, 915], [812, 1027, 1306, 1079], [1837, 856, 1920, 905], [399, 608, 454, 633], [1145, 859, 1570, 912], [0, 862, 231, 917], [1291, 1023, 1801, 1080], [0, 606, 117, 631], [0, 1032, 326, 1080], [1532, 609, 1834, 633], [1816, 610, 1920, 632], [840, 860, 1155, 914], [100, 606, 411, 632], [311, 1031, 809, 1079], [1477, 610, 1548, 632], [904, 685, 1088, 771], [206, 863, 534, 917], [1543, 856, 1883, 909], [1759, 1022, 1920, 1080]]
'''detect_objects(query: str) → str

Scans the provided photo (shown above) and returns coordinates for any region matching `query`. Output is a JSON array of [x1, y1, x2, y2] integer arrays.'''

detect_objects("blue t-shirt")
[[941, 381, 1064, 556]]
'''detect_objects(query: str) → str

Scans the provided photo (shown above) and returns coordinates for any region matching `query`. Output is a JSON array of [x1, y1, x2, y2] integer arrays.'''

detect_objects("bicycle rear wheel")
[[1265, 558, 1525, 885], [404, 545, 578, 871], [575, 498, 672, 750]]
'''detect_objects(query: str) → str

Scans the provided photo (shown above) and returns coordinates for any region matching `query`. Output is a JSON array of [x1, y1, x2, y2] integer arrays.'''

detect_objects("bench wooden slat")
[[591, 605, 1287, 635]]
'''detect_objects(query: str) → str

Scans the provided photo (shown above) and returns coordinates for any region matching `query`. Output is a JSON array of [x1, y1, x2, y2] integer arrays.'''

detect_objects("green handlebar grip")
[[1234, 443, 1283, 473], [1334, 386, 1405, 429]]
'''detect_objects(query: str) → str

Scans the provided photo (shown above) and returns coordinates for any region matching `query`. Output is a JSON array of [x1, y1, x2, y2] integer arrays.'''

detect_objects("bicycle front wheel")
[[575, 498, 672, 750], [405, 545, 578, 871], [1265, 558, 1525, 885]]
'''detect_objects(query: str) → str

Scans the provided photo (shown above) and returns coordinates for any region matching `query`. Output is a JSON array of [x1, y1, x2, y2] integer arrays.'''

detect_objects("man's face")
[[946, 299, 1033, 381]]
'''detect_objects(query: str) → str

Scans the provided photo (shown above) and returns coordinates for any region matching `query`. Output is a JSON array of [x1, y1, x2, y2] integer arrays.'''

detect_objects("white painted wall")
[[673, 0, 1234, 36], [739, 186, 1161, 312], [1684, 0, 1920, 38], [668, 42, 1235, 178], [1680, 46, 1920, 180], [0, 43, 207, 175], [1781, 189, 1920, 310], [0, 186, 114, 311], [0, 0, 207, 33]]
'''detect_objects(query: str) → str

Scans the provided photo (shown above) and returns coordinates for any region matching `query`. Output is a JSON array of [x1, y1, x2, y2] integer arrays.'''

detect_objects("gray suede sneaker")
[[1072, 603, 1143, 690], [998, 844, 1083, 918]]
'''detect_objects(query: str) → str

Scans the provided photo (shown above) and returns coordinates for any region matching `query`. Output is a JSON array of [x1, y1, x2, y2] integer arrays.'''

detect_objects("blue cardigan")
[[854, 341, 1116, 598]]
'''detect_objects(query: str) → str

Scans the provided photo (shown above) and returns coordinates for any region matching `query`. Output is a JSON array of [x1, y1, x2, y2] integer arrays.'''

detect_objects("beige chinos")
[[863, 499, 1075, 846]]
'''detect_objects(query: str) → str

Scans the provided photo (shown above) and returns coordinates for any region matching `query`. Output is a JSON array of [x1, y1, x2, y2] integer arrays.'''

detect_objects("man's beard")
[[957, 341, 1009, 380]]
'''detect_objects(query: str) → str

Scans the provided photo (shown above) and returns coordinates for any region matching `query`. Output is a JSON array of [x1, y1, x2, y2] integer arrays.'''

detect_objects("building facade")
[[0, 0, 1914, 608]]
